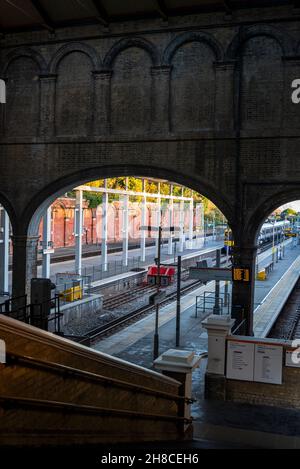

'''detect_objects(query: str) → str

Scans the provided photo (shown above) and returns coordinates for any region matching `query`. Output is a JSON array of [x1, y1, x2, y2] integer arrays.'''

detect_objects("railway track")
[[84, 239, 284, 342], [86, 277, 205, 343], [269, 279, 300, 340], [258, 238, 290, 255], [96, 269, 191, 310], [102, 284, 157, 309], [83, 238, 289, 343]]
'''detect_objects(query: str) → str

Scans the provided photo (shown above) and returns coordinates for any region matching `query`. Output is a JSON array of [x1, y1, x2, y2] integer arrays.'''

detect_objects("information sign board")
[[226, 340, 255, 381], [253, 344, 283, 385]]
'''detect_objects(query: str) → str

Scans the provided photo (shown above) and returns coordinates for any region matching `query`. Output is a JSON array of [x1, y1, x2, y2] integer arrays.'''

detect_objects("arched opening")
[[251, 198, 300, 339], [18, 172, 232, 355], [34, 176, 228, 272]]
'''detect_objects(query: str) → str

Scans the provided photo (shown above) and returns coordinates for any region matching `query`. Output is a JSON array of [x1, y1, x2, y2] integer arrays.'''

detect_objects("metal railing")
[[71, 237, 219, 284], [55, 275, 92, 305], [0, 395, 192, 425], [2, 352, 192, 429], [0, 294, 63, 334], [195, 291, 231, 318], [0, 295, 27, 315], [6, 352, 188, 404], [80, 256, 144, 283], [231, 319, 246, 336]]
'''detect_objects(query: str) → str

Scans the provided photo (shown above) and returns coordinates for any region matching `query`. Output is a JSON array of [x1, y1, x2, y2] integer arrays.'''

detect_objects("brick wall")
[[0, 7, 299, 235], [39, 197, 194, 248]]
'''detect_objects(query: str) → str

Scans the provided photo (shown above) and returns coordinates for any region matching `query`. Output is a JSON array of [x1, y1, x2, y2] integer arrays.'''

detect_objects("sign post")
[[153, 225, 162, 360], [176, 255, 182, 347], [213, 249, 221, 314], [189, 267, 232, 282], [141, 224, 181, 355], [140, 223, 179, 359]]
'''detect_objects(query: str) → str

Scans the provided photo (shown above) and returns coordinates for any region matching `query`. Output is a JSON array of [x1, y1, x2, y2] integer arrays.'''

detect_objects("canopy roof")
[[0, 0, 292, 33]]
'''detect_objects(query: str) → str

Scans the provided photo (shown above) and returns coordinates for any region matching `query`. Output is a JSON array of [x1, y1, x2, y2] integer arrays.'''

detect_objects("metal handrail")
[[1, 295, 62, 334], [0, 294, 27, 314], [0, 395, 192, 424], [231, 319, 246, 335], [6, 352, 187, 404]]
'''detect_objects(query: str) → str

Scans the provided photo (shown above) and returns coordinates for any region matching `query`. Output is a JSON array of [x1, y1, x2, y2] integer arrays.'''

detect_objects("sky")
[[279, 201, 300, 212]]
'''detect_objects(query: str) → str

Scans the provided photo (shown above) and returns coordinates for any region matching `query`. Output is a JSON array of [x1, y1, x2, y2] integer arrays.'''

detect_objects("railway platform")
[[91, 241, 300, 448], [253, 240, 300, 337], [93, 240, 300, 361], [90, 243, 224, 291]]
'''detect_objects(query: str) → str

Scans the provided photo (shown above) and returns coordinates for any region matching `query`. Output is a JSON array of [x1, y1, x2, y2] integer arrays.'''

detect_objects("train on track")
[[258, 220, 291, 244], [223, 220, 292, 254]]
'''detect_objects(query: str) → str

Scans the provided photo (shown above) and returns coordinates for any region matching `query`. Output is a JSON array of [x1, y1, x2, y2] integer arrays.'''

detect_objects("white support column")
[[101, 180, 108, 271], [42, 206, 52, 279], [188, 193, 194, 250], [168, 185, 174, 256], [155, 182, 161, 257], [202, 204, 206, 246], [140, 179, 147, 262], [75, 189, 83, 275], [202, 315, 235, 375], [179, 191, 185, 253], [0, 207, 9, 294], [122, 178, 129, 267]]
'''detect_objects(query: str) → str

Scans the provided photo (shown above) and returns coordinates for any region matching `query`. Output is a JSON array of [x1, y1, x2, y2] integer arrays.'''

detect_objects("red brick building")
[[39, 197, 192, 248]]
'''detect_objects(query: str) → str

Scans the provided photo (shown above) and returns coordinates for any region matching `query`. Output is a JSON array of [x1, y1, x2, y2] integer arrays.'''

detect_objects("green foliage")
[[280, 208, 298, 218], [81, 177, 226, 223], [84, 192, 103, 208]]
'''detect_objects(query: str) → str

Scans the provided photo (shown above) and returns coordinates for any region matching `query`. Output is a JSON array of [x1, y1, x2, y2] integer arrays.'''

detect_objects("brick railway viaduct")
[[0, 5, 300, 334]]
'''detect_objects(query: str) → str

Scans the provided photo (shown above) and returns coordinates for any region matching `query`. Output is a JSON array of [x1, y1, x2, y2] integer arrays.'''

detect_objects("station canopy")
[[0, 0, 293, 33]]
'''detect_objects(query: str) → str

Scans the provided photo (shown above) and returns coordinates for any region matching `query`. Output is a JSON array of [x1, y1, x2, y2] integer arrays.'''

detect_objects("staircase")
[[0, 315, 190, 447]]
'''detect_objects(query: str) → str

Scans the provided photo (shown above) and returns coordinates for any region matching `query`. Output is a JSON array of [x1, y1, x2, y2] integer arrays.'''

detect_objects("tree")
[[280, 208, 297, 219], [72, 177, 227, 225]]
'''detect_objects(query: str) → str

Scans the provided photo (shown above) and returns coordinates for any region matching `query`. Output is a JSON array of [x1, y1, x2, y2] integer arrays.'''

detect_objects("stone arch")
[[162, 31, 224, 65], [227, 24, 295, 59], [25, 165, 234, 238], [0, 192, 16, 234], [246, 187, 300, 244], [103, 37, 159, 68], [1, 47, 47, 76], [49, 42, 101, 73]]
